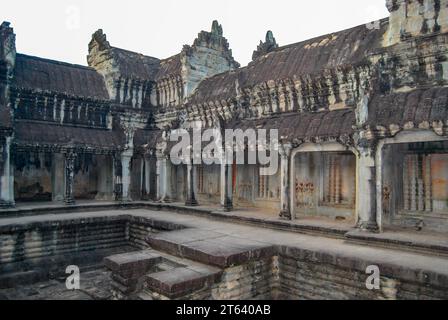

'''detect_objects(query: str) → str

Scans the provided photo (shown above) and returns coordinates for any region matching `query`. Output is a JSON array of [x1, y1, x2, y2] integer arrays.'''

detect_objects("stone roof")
[[154, 54, 182, 81], [134, 129, 163, 149], [13, 54, 110, 100], [368, 87, 448, 129], [14, 122, 125, 150], [189, 19, 388, 105], [110, 47, 161, 81], [229, 109, 355, 142]]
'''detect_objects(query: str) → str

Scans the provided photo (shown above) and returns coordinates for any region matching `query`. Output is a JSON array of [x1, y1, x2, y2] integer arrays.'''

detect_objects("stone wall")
[[276, 246, 448, 300]]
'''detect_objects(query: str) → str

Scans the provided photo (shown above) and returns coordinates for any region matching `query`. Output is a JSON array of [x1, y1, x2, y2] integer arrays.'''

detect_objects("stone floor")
[[0, 268, 113, 300]]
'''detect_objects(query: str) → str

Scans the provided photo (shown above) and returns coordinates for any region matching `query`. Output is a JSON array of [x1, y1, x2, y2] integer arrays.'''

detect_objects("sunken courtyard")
[[1, 0, 448, 300]]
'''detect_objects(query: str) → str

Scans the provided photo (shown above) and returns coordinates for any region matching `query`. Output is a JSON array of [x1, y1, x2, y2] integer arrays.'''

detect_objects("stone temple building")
[[0, 0, 448, 300]]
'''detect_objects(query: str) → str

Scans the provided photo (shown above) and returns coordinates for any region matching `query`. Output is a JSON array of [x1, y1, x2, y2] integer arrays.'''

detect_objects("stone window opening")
[[292, 150, 356, 220], [379, 136, 448, 233]]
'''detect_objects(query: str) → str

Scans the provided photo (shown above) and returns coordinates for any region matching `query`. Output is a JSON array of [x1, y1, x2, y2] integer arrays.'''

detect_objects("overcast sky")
[[1, 0, 389, 67]]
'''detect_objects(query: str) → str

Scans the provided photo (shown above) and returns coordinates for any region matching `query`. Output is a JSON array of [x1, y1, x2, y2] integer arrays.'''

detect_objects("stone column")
[[121, 150, 133, 202], [185, 163, 199, 206], [356, 146, 379, 232], [164, 158, 173, 202], [156, 152, 172, 203], [279, 143, 292, 220], [51, 153, 65, 202], [220, 152, 233, 212], [113, 153, 123, 202], [64, 151, 76, 206], [143, 153, 151, 200], [0, 136, 15, 208], [156, 151, 164, 201]]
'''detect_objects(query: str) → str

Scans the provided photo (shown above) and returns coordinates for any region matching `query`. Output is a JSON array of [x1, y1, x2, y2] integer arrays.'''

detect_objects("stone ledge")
[[345, 229, 448, 257]]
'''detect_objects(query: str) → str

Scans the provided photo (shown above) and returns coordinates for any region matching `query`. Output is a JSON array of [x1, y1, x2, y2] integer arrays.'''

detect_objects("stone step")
[[145, 266, 222, 299], [104, 250, 162, 279], [146, 230, 275, 268]]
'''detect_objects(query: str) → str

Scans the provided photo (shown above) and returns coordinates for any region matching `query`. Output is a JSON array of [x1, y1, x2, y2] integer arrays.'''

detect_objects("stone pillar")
[[155, 151, 164, 201], [164, 159, 173, 203], [356, 146, 379, 232], [113, 153, 123, 202], [96, 155, 114, 201], [220, 152, 233, 212], [121, 150, 133, 202], [156, 152, 172, 203], [51, 153, 65, 202], [0, 136, 14, 208], [279, 143, 292, 220], [185, 163, 199, 206], [64, 151, 76, 206], [143, 153, 151, 200]]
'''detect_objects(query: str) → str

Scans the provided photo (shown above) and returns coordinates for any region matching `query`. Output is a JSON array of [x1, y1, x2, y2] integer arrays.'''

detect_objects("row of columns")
[[1, 141, 379, 232]]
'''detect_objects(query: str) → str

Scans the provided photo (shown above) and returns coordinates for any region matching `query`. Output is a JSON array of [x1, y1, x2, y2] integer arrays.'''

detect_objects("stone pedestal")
[[279, 144, 292, 220]]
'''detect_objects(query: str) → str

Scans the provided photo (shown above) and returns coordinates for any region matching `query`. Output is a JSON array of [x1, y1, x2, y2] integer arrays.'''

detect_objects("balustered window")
[[403, 153, 448, 214]]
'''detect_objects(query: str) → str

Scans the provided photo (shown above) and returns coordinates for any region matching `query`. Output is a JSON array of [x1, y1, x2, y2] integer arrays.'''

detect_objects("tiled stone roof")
[[13, 54, 110, 100]]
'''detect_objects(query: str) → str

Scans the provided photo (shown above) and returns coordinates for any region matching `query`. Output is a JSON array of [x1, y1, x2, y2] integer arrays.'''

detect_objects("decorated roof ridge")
[[252, 30, 279, 61], [188, 18, 389, 106]]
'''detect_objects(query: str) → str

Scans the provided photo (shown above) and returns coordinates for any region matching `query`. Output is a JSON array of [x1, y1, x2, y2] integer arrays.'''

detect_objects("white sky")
[[1, 0, 389, 67]]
